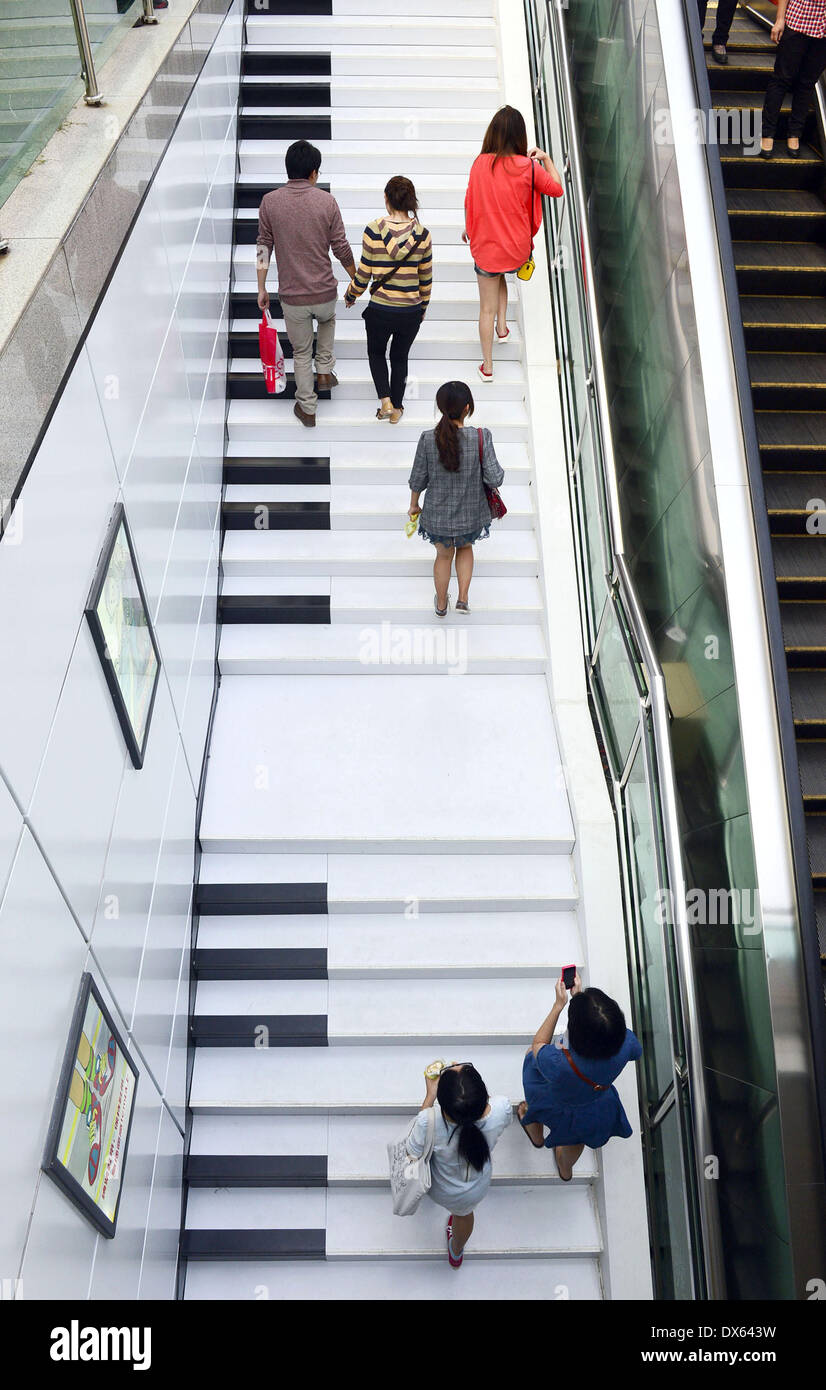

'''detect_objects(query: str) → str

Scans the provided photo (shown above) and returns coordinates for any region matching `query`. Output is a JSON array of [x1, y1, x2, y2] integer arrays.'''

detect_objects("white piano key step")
[[246, 18, 498, 49], [217, 622, 546, 676], [225, 480, 533, 527], [199, 674, 573, 854], [220, 528, 539, 578], [184, 1255, 603, 1300], [220, 575, 543, 623]]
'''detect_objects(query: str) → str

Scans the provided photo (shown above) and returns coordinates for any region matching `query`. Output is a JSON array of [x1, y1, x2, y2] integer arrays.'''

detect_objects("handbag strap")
[[407, 1103, 438, 1159], [526, 158, 536, 258], [562, 1047, 609, 1092], [370, 227, 426, 297]]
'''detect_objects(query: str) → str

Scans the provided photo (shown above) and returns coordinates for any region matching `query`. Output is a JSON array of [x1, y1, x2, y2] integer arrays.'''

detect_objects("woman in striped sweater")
[[344, 176, 433, 424]]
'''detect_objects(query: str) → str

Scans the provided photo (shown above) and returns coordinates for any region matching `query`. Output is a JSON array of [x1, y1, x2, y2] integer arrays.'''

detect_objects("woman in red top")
[[463, 106, 563, 382]]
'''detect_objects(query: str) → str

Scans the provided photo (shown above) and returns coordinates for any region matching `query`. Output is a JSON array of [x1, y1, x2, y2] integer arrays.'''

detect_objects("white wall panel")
[[130, 746, 195, 1086], [122, 319, 198, 622], [0, 0, 236, 1299], [0, 831, 89, 1284], [89, 678, 181, 1026], [28, 627, 128, 937], [84, 183, 177, 482], [138, 1104, 184, 1300], [0, 350, 120, 810], [0, 772, 23, 905], [20, 1172, 97, 1300], [87, 1062, 164, 1302]]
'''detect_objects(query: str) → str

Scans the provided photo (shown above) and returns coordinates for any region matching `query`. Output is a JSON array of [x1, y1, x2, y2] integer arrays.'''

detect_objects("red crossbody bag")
[[478, 427, 507, 520], [562, 1048, 609, 1092]]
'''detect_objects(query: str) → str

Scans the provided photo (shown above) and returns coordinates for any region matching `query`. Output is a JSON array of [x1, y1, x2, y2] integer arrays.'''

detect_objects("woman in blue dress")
[[517, 974, 642, 1181]]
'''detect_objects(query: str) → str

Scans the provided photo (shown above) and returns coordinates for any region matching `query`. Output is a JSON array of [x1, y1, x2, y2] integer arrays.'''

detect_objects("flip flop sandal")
[[495, 327, 510, 340], [446, 1217, 463, 1268], [517, 1102, 545, 1149]]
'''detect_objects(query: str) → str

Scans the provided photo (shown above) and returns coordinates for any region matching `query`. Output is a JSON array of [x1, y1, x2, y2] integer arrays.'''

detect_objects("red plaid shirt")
[[786, 0, 826, 39]]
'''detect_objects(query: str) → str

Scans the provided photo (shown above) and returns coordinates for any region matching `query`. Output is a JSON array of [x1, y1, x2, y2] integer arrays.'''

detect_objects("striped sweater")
[[346, 217, 433, 309]]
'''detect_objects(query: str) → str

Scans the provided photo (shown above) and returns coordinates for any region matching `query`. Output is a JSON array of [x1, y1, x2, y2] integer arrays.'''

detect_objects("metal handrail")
[[547, 0, 727, 1295], [68, 0, 103, 104]]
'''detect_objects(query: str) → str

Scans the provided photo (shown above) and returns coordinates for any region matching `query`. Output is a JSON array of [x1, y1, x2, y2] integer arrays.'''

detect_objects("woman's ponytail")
[[434, 381, 475, 473], [457, 1117, 491, 1174], [436, 1063, 491, 1175]]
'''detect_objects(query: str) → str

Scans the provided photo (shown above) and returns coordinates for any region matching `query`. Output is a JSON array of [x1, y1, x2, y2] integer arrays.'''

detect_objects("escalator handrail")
[[681, 0, 826, 1208], [546, 0, 727, 1298]]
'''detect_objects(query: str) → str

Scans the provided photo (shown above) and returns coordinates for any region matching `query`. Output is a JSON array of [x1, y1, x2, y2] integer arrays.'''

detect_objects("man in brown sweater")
[[257, 140, 356, 427]]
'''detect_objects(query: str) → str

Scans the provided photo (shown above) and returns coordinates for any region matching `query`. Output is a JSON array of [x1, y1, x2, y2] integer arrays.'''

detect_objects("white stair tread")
[[189, 1111, 596, 1182], [220, 527, 538, 577], [222, 575, 543, 620], [224, 439, 531, 468], [244, 49, 497, 63], [195, 976, 561, 1045], [199, 853, 327, 884], [197, 915, 328, 949], [186, 1187, 325, 1229], [226, 481, 533, 513], [217, 622, 546, 675], [189, 1043, 560, 1112], [329, 851, 576, 910], [184, 1256, 602, 1300], [196, 909, 580, 975], [325, 1186, 600, 1257], [199, 674, 574, 853], [326, 1114, 596, 1183], [246, 18, 497, 42]]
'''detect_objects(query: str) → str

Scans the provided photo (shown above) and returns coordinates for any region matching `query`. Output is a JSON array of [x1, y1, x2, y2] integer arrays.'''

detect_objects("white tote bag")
[[388, 1106, 436, 1217]]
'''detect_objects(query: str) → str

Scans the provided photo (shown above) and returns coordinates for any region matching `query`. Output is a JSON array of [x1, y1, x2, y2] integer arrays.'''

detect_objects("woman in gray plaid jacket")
[[408, 381, 505, 616]]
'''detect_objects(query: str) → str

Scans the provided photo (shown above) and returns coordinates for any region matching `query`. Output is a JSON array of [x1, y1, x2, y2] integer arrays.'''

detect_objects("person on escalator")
[[697, 0, 739, 65], [516, 974, 642, 1181], [760, 0, 826, 158]]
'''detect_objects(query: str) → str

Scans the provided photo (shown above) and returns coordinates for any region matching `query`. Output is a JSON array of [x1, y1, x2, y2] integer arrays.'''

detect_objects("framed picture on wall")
[[85, 503, 161, 769], [42, 973, 139, 1239]]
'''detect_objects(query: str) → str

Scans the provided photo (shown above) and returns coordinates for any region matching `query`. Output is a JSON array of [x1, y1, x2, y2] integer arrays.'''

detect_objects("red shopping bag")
[[259, 308, 286, 395]]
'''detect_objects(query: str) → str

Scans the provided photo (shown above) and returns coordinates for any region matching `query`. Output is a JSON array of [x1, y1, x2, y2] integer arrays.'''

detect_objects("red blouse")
[[464, 153, 563, 274]]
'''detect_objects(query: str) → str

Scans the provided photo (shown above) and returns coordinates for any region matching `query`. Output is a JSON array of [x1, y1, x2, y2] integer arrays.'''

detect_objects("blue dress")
[[521, 1029, 642, 1149]]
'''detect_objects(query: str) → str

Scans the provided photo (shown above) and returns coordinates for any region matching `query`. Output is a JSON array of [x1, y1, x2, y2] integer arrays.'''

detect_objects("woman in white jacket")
[[406, 1061, 512, 1267]]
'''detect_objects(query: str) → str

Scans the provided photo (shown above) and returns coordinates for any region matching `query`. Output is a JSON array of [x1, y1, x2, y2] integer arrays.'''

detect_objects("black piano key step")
[[223, 455, 330, 485], [240, 113, 332, 140], [228, 369, 331, 401], [242, 80, 331, 108], [182, 1228, 326, 1260], [185, 1154, 328, 1187], [222, 499, 331, 530], [219, 594, 331, 624], [193, 947, 328, 979], [245, 0, 332, 13], [195, 881, 327, 915], [235, 181, 330, 209], [242, 51, 331, 78], [191, 1014, 328, 1047]]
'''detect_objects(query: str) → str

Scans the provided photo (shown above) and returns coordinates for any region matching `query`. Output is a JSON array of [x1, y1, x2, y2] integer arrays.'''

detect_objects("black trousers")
[[763, 26, 826, 138], [363, 302, 423, 409], [697, 0, 738, 46]]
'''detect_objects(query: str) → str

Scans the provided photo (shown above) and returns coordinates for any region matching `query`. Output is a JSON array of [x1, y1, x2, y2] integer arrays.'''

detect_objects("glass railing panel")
[[0, 1, 140, 213]]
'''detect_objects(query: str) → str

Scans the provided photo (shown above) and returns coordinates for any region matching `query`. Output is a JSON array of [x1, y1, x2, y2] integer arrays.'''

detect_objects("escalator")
[[705, 5, 826, 986]]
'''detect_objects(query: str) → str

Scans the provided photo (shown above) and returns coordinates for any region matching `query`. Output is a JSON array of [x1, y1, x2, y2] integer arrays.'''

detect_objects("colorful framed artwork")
[[85, 503, 161, 769], [42, 973, 140, 1238]]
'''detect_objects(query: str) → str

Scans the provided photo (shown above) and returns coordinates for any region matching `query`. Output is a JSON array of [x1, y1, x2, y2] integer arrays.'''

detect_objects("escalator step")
[[794, 742, 826, 805], [727, 188, 826, 241], [788, 669, 826, 735], [749, 352, 826, 410], [805, 816, 826, 880], [734, 240, 826, 294], [773, 536, 826, 597], [757, 411, 826, 468], [720, 145, 822, 191], [779, 601, 826, 672], [741, 296, 826, 352]]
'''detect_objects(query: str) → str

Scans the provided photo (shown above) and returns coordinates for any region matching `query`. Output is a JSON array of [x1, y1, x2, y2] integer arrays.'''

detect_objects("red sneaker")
[[446, 1216, 463, 1268]]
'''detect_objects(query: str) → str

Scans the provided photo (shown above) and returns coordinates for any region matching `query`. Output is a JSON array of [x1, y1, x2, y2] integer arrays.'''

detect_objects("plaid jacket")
[[409, 426, 505, 536]]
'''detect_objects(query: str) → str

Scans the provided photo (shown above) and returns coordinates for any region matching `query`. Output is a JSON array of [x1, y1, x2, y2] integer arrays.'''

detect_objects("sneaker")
[[446, 1217, 463, 1268], [477, 364, 493, 383]]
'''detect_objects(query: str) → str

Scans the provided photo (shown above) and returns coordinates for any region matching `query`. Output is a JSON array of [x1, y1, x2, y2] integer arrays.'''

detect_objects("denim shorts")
[[474, 262, 521, 277]]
